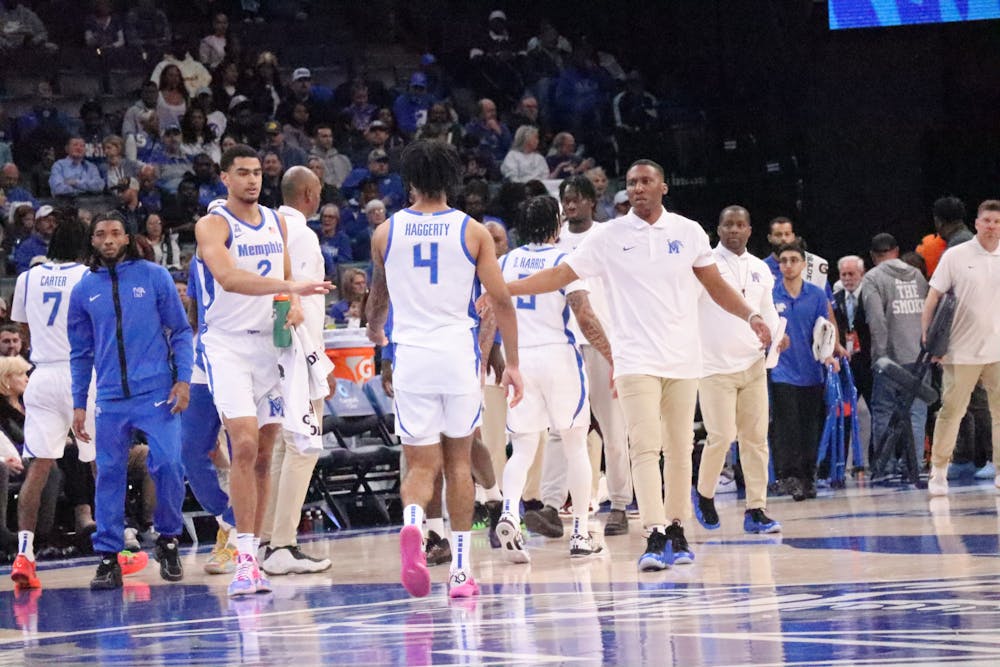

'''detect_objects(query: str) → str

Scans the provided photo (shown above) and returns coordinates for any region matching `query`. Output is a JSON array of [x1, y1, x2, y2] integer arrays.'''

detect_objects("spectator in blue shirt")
[[12, 205, 56, 274], [1, 163, 38, 209], [317, 204, 352, 280], [392, 72, 435, 138], [464, 98, 512, 163], [328, 268, 367, 325], [770, 242, 841, 502], [68, 211, 192, 589], [190, 153, 227, 209], [340, 149, 405, 214], [49, 137, 105, 198]]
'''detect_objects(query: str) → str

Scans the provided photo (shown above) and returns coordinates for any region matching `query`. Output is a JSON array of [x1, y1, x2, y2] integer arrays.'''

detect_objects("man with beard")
[[67, 211, 193, 589]]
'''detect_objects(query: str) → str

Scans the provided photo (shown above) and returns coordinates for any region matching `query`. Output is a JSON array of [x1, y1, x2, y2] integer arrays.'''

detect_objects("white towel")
[[279, 325, 335, 454]]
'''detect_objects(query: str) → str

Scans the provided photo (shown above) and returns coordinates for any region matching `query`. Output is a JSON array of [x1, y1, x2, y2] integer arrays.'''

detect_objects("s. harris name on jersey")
[[404, 221, 452, 236], [235, 240, 284, 258], [510, 255, 548, 271]]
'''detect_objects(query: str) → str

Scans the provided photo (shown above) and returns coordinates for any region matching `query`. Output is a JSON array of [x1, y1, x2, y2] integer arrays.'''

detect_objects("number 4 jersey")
[[383, 208, 481, 393], [195, 205, 285, 335], [12, 262, 89, 363]]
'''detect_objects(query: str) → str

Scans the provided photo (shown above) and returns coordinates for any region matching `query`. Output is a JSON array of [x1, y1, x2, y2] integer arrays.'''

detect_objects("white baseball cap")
[[613, 190, 629, 205]]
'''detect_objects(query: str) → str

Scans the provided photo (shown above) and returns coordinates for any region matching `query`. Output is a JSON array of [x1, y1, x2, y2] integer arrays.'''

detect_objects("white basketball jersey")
[[196, 205, 285, 335], [11, 262, 89, 364], [501, 244, 577, 348], [384, 208, 479, 350]]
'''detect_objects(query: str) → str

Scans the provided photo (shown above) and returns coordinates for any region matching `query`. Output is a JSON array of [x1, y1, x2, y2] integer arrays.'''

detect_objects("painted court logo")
[[666, 239, 684, 254]]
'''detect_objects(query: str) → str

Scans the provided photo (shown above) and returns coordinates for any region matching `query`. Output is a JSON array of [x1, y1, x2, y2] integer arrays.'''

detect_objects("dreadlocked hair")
[[515, 195, 561, 245]]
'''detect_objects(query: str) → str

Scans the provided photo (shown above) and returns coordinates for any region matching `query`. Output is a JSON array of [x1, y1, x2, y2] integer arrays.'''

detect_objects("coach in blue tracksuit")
[[68, 211, 193, 590]]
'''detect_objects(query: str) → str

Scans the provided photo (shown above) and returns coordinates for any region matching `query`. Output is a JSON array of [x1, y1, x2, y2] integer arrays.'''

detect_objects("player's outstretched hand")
[[502, 366, 524, 408], [474, 293, 493, 318], [73, 408, 91, 443], [169, 381, 190, 414], [288, 280, 333, 296]]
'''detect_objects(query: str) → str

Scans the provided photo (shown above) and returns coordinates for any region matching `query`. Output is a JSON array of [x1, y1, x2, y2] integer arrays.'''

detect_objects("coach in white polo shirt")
[[501, 160, 770, 571], [694, 206, 782, 536], [260, 165, 337, 574], [923, 198, 1000, 496]]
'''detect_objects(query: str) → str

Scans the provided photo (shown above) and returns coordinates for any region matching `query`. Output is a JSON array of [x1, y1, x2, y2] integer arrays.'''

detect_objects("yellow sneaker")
[[203, 528, 238, 575]]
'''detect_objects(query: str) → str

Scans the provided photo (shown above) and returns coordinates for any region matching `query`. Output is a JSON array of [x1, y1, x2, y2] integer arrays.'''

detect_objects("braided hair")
[[515, 195, 560, 245]]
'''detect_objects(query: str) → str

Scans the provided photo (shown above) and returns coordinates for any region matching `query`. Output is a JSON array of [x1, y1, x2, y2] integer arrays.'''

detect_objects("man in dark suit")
[[833, 255, 872, 405]]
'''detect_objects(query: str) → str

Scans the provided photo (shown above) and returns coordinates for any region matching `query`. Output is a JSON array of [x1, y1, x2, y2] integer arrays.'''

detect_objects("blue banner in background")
[[829, 0, 1000, 29]]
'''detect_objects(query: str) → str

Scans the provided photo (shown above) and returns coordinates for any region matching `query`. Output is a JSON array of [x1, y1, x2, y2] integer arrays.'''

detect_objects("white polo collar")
[[626, 208, 671, 230]]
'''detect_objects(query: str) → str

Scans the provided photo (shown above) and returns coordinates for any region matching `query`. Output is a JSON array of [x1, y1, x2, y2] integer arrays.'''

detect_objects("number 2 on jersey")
[[413, 242, 439, 284], [43, 291, 62, 326], [257, 259, 272, 277]]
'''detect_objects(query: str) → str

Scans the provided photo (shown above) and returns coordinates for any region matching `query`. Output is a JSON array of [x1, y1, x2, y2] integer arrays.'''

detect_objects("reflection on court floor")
[[1, 482, 998, 666]]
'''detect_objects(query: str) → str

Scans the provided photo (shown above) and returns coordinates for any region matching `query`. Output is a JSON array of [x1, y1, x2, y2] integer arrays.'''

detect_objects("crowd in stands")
[[0, 2, 994, 562]]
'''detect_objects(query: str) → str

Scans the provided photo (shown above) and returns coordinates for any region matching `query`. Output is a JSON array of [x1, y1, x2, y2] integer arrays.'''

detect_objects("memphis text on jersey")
[[236, 240, 284, 258]]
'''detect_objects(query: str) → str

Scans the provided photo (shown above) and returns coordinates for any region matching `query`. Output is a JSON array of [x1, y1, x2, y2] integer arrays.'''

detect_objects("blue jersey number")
[[257, 259, 272, 276], [413, 242, 439, 284], [43, 291, 62, 326], [515, 274, 536, 310]]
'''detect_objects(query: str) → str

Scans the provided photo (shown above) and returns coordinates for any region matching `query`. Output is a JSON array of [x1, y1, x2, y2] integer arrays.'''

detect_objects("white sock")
[[451, 531, 472, 572], [562, 426, 593, 537], [502, 497, 520, 521], [425, 517, 446, 538], [18, 530, 34, 561], [474, 484, 486, 504], [483, 483, 502, 502], [253, 536, 261, 555], [236, 533, 255, 559], [502, 431, 542, 520], [404, 504, 425, 527]]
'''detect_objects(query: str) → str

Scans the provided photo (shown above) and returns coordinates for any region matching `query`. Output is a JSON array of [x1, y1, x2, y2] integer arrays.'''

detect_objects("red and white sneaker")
[[447, 569, 480, 599], [10, 555, 41, 589], [400, 524, 431, 597]]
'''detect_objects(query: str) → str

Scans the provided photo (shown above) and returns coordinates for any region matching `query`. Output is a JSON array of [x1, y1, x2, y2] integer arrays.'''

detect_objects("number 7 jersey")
[[11, 262, 90, 364], [383, 208, 480, 350]]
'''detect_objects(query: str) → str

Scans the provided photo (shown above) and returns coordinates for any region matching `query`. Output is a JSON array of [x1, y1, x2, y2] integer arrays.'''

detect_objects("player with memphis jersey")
[[9, 217, 97, 590], [494, 195, 612, 562]]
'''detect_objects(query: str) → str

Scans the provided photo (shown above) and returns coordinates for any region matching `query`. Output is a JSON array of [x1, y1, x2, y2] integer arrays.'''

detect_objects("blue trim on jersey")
[[468, 278, 482, 376], [384, 214, 394, 262], [196, 258, 217, 312], [220, 204, 267, 231], [499, 253, 509, 271], [203, 350, 216, 395], [459, 215, 475, 265], [403, 207, 455, 217], [520, 244, 558, 253], [467, 401, 483, 432], [554, 252, 569, 296], [570, 345, 586, 422], [22, 442, 38, 458], [393, 399, 414, 437], [272, 207, 286, 241]]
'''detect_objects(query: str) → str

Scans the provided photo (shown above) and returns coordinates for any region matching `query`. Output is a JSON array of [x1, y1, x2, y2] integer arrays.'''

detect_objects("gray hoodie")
[[861, 258, 928, 364]]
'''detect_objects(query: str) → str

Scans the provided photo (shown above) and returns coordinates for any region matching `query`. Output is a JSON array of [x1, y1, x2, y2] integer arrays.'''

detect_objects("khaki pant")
[[697, 358, 769, 509], [615, 374, 699, 528], [931, 362, 1000, 468], [481, 384, 508, 483], [261, 399, 322, 546]]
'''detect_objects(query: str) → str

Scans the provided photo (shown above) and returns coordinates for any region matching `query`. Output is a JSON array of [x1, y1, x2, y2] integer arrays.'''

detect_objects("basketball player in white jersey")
[[496, 195, 612, 562], [194, 144, 331, 597], [366, 140, 523, 599], [9, 216, 95, 589], [538, 175, 633, 537]]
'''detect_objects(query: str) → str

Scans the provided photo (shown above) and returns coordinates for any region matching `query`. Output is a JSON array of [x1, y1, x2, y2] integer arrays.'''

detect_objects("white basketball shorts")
[[202, 331, 283, 425], [507, 344, 590, 434], [23, 363, 97, 462]]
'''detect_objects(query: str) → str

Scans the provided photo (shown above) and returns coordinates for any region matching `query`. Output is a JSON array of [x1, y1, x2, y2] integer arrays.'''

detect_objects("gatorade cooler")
[[324, 328, 376, 383]]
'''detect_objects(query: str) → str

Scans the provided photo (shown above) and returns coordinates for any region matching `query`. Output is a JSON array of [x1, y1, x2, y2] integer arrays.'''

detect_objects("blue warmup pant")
[[181, 382, 234, 525], [93, 391, 185, 554]]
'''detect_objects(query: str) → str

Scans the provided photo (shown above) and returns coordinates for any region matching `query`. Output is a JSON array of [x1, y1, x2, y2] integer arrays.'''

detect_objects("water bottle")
[[313, 509, 326, 532], [273, 295, 292, 348]]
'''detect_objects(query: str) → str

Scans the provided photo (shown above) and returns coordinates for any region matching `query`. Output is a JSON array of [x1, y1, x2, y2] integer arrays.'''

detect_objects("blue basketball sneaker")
[[692, 487, 720, 530], [637, 529, 672, 571], [665, 521, 694, 564], [743, 508, 782, 534]]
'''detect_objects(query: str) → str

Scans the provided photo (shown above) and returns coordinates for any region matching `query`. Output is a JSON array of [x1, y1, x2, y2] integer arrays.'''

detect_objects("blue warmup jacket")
[[68, 259, 193, 408]]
